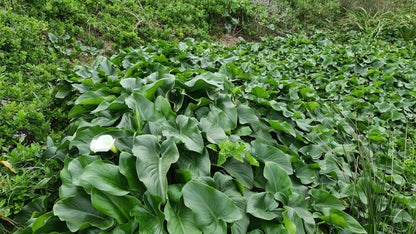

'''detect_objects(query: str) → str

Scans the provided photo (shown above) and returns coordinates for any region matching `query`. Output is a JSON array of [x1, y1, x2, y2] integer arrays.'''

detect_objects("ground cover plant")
[[8, 34, 416, 233], [0, 0, 279, 224], [2, 0, 416, 233]]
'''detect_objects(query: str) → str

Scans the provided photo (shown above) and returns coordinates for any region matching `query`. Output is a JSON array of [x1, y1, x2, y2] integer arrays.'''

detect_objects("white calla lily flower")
[[90, 135, 117, 153]]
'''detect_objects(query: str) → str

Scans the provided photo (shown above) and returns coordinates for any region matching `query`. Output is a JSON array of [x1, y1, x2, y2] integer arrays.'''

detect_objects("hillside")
[[1, 0, 416, 233]]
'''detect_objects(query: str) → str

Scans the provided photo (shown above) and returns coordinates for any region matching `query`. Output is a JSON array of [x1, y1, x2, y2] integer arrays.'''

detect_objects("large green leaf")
[[165, 201, 202, 234], [246, 192, 280, 220], [310, 189, 344, 211], [237, 102, 260, 130], [174, 148, 210, 177], [252, 140, 293, 175], [119, 152, 146, 193], [125, 92, 163, 122], [53, 195, 114, 232], [199, 117, 227, 144], [182, 181, 242, 233], [131, 192, 166, 234], [180, 72, 225, 92], [133, 135, 179, 200], [320, 208, 366, 233], [91, 188, 140, 224], [264, 161, 292, 205], [76, 161, 130, 196], [162, 115, 204, 153], [222, 158, 254, 188]]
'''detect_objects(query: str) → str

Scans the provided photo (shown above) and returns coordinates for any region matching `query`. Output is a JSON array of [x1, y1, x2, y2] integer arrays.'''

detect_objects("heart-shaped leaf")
[[133, 135, 179, 201], [182, 181, 242, 233]]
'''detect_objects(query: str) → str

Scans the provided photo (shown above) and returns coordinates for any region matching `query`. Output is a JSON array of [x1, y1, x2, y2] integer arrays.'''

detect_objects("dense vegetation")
[[1, 0, 416, 233]]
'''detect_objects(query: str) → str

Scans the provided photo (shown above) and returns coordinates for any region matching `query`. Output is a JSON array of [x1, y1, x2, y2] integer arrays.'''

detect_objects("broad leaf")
[[182, 181, 242, 233], [246, 192, 280, 220], [252, 140, 293, 174], [162, 115, 204, 153], [91, 188, 140, 224], [133, 135, 179, 200], [77, 161, 130, 196], [165, 201, 202, 234], [131, 192, 166, 234], [53, 196, 114, 232]]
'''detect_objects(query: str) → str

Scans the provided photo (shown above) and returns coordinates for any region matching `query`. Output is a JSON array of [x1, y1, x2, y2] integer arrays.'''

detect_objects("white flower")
[[90, 135, 117, 153]]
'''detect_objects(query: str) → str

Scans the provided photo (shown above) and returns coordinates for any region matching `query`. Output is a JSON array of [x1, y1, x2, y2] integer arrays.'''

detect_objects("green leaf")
[[252, 140, 293, 175], [200, 117, 227, 144], [310, 189, 344, 211], [141, 78, 169, 100], [133, 135, 179, 201], [165, 201, 202, 234], [264, 162, 292, 204], [175, 148, 210, 177], [181, 72, 225, 92], [222, 158, 254, 188], [131, 192, 166, 234], [264, 162, 292, 193], [299, 145, 326, 159], [217, 93, 238, 129], [162, 115, 204, 153], [107, 220, 139, 233], [32, 213, 69, 233], [246, 192, 280, 220], [283, 216, 296, 234], [77, 161, 130, 196], [119, 152, 146, 193], [321, 208, 366, 233], [182, 181, 242, 233], [251, 86, 269, 98], [125, 92, 162, 122], [53, 196, 114, 232], [268, 120, 297, 138], [75, 89, 116, 105], [91, 188, 140, 223]]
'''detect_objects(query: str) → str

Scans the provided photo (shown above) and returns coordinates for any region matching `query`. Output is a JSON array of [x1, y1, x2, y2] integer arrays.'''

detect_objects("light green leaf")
[[283, 216, 296, 234]]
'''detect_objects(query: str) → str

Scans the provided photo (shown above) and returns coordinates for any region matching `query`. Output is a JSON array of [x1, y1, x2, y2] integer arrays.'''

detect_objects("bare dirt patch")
[[216, 34, 241, 47]]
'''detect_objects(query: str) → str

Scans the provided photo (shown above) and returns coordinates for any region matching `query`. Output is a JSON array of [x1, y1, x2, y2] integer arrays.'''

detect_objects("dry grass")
[[339, 0, 395, 15]]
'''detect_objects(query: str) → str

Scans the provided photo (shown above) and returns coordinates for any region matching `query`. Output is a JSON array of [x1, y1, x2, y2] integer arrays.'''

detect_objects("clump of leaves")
[[10, 31, 416, 233]]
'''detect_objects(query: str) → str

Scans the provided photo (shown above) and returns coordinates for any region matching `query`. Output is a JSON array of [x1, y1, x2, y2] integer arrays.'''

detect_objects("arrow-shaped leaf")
[[133, 135, 179, 201]]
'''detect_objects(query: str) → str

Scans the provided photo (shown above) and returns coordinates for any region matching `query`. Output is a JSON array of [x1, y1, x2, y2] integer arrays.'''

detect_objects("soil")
[[216, 34, 241, 47]]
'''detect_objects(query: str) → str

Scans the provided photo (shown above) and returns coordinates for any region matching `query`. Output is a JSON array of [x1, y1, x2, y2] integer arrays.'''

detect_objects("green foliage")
[[2, 0, 416, 233], [0, 142, 59, 219], [12, 34, 416, 233]]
